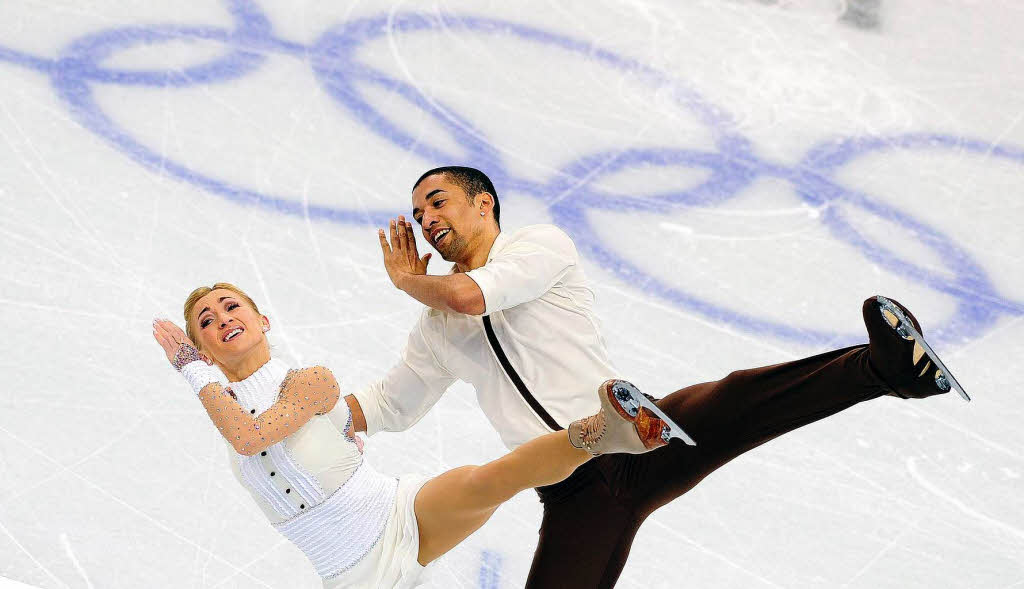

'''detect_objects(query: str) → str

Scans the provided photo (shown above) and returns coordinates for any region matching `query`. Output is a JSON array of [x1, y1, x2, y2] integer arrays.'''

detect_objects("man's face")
[[411, 174, 488, 262]]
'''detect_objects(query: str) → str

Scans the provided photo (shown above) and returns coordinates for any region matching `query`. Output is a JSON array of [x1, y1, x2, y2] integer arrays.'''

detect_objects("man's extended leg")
[[635, 343, 888, 515], [526, 344, 890, 588], [526, 297, 956, 587]]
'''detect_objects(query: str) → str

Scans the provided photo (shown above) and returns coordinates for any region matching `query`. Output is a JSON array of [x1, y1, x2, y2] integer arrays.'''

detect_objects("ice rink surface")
[[1, 0, 1022, 587]]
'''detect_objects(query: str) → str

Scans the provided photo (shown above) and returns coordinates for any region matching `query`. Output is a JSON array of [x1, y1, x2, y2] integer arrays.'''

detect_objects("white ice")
[[0, 1, 1022, 587]]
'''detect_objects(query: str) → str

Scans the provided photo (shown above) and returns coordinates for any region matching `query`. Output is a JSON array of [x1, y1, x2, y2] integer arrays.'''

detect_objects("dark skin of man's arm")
[[378, 217, 485, 315], [345, 395, 367, 433]]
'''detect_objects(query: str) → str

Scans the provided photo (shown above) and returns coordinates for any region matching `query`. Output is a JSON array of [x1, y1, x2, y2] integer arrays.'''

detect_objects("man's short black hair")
[[413, 166, 500, 228]]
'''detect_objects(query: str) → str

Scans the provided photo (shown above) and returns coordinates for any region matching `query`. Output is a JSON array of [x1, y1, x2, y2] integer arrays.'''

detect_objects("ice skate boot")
[[863, 295, 970, 401], [569, 380, 696, 455]]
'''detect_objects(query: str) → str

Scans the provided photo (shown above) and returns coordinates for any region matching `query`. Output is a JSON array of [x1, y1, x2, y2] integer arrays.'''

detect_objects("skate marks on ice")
[[0, 421, 278, 589], [58, 532, 94, 589], [0, 0, 1022, 348], [907, 456, 1024, 551]]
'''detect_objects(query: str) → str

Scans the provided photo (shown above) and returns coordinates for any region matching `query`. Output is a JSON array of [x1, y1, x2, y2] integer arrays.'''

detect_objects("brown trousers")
[[526, 344, 890, 588]]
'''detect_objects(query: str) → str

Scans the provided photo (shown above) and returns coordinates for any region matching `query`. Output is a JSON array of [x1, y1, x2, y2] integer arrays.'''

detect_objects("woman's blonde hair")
[[183, 282, 262, 353]]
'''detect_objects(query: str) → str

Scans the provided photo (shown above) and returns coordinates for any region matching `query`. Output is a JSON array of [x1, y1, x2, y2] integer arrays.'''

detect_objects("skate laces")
[[578, 410, 607, 449]]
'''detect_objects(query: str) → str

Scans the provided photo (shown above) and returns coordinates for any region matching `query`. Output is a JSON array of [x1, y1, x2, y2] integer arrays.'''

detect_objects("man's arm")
[[377, 217, 484, 314], [331, 311, 457, 436], [394, 272, 484, 315], [379, 219, 577, 317], [462, 225, 577, 315], [344, 394, 367, 433]]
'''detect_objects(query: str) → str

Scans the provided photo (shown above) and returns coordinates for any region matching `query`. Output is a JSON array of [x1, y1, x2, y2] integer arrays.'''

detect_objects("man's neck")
[[455, 229, 500, 272]]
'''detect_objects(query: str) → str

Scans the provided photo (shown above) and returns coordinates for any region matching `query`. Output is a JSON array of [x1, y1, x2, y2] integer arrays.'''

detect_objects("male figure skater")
[[343, 166, 964, 588]]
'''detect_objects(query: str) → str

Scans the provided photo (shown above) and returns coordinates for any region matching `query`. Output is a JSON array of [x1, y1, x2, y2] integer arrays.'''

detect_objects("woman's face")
[[190, 288, 268, 366]]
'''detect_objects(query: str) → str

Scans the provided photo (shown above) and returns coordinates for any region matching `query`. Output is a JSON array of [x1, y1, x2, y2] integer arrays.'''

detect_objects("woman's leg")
[[414, 429, 591, 565]]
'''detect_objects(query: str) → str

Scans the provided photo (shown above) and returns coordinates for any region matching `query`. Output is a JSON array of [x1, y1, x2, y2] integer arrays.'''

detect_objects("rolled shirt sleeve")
[[464, 225, 578, 315], [352, 310, 456, 436]]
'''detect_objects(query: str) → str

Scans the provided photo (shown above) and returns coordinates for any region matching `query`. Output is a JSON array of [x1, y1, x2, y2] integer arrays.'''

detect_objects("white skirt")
[[322, 474, 431, 588]]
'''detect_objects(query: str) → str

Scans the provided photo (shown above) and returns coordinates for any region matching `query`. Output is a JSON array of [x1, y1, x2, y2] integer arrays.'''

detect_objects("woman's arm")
[[152, 319, 339, 455], [199, 367, 339, 455]]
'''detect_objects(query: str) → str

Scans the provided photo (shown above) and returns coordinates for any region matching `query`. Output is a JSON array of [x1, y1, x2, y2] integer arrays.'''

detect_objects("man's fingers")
[[397, 216, 408, 252], [404, 222, 420, 261], [378, 228, 391, 255], [404, 221, 418, 253], [389, 219, 401, 252]]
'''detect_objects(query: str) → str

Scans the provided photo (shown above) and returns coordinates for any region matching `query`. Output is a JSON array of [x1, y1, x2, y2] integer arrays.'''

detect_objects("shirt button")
[[285, 488, 291, 494], [260, 451, 267, 457], [250, 409, 256, 414], [270, 471, 276, 476], [300, 504, 305, 509]]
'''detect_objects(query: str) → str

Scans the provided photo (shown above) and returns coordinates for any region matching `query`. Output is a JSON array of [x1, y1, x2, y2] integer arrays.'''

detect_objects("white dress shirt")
[[354, 224, 620, 450]]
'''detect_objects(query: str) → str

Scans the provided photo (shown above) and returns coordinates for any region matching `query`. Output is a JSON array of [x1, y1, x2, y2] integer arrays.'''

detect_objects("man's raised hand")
[[378, 215, 431, 289]]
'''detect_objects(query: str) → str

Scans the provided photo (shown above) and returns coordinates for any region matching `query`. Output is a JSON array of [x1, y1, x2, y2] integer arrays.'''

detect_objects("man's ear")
[[476, 193, 494, 213]]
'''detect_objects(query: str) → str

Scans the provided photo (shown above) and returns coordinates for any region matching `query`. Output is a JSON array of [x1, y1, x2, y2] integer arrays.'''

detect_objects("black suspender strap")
[[481, 315, 563, 431]]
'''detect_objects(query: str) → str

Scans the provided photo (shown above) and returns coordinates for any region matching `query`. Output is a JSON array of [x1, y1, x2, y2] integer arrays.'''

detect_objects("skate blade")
[[876, 296, 971, 402], [612, 382, 697, 446]]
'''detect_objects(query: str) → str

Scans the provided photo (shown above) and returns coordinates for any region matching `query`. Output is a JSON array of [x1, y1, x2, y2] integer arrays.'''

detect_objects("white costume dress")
[[221, 357, 429, 588]]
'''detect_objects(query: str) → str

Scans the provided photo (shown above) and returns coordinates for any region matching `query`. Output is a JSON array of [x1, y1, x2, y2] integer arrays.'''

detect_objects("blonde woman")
[[152, 283, 672, 588]]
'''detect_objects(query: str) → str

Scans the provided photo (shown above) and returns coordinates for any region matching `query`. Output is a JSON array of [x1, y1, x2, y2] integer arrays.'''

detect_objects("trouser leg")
[[525, 462, 639, 589], [633, 344, 889, 514], [525, 345, 891, 588]]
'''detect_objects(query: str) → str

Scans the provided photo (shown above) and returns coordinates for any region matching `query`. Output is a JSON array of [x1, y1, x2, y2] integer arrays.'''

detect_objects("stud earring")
[[262, 326, 269, 333], [480, 212, 485, 217]]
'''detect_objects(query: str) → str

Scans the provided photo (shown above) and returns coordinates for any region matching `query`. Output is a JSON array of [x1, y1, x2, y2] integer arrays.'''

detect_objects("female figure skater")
[[151, 283, 666, 588]]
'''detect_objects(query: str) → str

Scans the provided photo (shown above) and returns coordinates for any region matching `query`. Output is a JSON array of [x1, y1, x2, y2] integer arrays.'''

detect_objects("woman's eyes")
[[200, 302, 240, 328]]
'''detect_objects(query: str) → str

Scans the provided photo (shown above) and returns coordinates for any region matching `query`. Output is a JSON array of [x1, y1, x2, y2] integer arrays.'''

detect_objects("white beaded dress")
[[210, 357, 429, 587]]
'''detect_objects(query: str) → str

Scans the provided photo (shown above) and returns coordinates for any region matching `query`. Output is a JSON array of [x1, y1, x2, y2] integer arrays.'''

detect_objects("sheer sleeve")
[[198, 366, 340, 456]]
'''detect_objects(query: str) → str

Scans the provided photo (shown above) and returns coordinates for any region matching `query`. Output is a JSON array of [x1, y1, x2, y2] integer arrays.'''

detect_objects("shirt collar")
[[447, 231, 507, 274], [485, 231, 509, 262]]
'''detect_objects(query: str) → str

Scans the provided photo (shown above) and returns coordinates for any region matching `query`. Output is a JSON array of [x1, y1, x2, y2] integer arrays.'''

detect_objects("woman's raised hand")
[[152, 318, 210, 368]]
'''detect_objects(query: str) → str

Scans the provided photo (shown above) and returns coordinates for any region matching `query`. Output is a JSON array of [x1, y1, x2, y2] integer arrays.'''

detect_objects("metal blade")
[[876, 296, 971, 402], [611, 382, 698, 445], [635, 393, 698, 445]]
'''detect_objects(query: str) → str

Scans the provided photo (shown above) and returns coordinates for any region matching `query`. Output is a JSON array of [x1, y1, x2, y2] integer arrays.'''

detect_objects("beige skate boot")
[[568, 380, 670, 455]]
